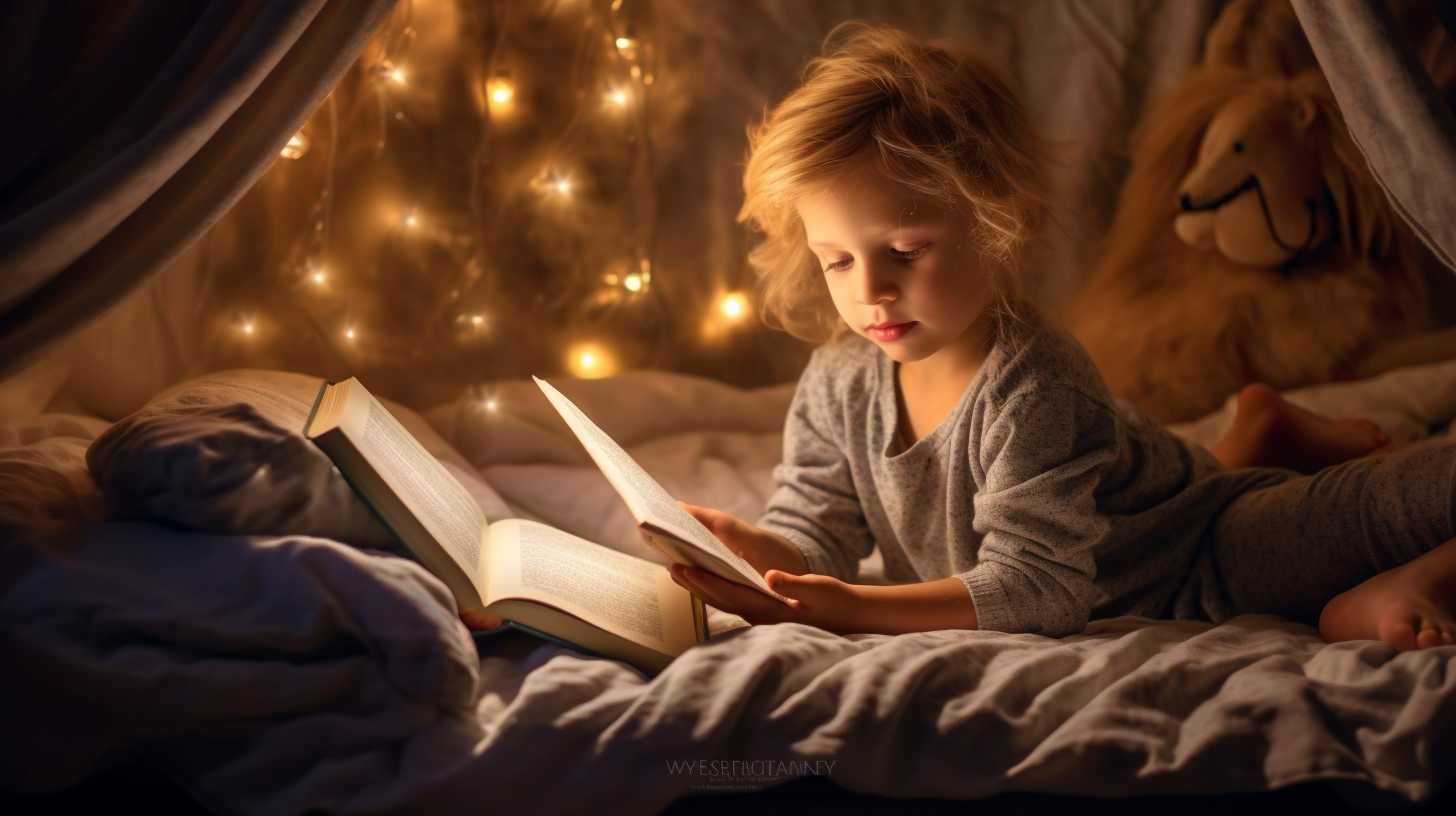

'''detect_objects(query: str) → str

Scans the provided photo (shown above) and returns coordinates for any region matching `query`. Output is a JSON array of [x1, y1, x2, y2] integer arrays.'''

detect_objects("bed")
[[3, 361, 1456, 815]]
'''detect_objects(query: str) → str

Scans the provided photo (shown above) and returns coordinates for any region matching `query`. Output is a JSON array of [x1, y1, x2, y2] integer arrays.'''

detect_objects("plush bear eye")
[[1233, 142, 1244, 153]]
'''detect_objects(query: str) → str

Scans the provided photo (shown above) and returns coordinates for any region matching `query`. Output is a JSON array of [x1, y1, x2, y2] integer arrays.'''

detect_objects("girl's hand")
[[668, 563, 864, 633], [460, 609, 503, 631], [679, 502, 810, 576]]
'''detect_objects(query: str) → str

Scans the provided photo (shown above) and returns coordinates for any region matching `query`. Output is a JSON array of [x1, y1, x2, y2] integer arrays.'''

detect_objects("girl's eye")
[[891, 244, 930, 260], [824, 258, 852, 272]]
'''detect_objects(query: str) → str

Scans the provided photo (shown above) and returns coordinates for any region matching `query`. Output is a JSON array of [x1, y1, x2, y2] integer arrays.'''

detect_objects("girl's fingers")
[[675, 566, 798, 621]]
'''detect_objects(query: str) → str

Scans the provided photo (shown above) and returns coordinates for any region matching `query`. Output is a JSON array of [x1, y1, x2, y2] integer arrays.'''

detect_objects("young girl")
[[667, 24, 1456, 652]]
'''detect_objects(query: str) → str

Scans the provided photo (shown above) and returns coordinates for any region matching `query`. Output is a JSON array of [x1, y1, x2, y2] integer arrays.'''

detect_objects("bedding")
[[3, 365, 1456, 814]]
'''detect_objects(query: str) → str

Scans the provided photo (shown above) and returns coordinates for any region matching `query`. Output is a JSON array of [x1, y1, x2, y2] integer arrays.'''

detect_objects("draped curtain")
[[1290, 0, 1456, 271], [0, 0, 397, 383]]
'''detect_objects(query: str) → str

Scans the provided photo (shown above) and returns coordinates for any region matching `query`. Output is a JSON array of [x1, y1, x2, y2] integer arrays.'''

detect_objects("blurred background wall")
[[32, 0, 1224, 417]]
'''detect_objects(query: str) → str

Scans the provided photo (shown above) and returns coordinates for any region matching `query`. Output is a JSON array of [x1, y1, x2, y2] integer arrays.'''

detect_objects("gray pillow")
[[85, 371, 513, 547]]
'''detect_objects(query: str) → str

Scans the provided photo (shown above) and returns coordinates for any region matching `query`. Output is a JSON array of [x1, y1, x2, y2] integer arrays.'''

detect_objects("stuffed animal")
[[1063, 3, 1456, 424]]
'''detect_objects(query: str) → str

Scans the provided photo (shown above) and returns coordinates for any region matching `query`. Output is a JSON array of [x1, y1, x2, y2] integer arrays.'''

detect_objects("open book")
[[304, 378, 706, 675], [533, 377, 789, 603]]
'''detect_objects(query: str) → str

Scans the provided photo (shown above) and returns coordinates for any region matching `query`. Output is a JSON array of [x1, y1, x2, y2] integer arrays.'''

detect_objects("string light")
[[485, 398, 497, 411], [280, 132, 309, 160], [243, 2, 664, 383]]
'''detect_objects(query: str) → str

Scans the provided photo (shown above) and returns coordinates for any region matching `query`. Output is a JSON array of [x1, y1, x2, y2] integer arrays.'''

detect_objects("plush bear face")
[[1172, 83, 1333, 268]]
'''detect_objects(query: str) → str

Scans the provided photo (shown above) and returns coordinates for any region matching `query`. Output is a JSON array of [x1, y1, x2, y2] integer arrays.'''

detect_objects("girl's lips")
[[868, 321, 917, 342]]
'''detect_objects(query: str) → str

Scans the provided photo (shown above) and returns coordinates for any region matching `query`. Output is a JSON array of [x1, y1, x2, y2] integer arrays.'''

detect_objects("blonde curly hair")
[[739, 24, 1054, 343]]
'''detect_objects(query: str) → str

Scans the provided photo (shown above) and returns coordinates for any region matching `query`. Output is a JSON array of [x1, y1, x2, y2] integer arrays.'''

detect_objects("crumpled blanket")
[[4, 521, 1454, 815]]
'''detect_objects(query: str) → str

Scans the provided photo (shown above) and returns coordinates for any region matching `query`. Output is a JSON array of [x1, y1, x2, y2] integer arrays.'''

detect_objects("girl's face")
[[798, 163, 995, 368]]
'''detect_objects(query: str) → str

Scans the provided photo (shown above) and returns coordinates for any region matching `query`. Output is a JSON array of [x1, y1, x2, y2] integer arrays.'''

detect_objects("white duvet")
[[4, 362, 1456, 814]]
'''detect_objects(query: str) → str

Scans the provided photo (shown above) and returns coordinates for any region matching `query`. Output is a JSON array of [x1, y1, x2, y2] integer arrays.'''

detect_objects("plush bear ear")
[[1293, 95, 1319, 132]]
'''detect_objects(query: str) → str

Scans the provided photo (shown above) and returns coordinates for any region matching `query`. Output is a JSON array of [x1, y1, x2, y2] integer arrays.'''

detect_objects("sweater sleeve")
[[756, 366, 876, 582], [959, 386, 1117, 637]]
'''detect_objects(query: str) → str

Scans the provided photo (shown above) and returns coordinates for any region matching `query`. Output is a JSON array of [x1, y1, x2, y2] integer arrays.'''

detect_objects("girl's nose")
[[853, 258, 897, 305]]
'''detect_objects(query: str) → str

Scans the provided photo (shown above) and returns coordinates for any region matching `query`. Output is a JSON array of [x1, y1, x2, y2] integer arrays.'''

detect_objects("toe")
[[1417, 626, 1443, 650], [1379, 619, 1420, 651]]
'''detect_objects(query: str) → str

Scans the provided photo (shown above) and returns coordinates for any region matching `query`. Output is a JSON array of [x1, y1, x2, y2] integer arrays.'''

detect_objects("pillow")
[[0, 414, 111, 547], [85, 370, 513, 546]]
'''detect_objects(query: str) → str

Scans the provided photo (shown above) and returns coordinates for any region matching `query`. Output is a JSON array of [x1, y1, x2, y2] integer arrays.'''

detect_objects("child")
[[667, 24, 1456, 652]]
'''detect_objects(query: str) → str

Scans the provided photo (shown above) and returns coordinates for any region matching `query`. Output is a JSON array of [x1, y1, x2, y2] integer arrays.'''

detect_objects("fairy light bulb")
[[490, 80, 513, 105], [609, 88, 627, 106], [623, 273, 642, 292], [720, 292, 747, 319], [555, 179, 571, 195], [345, 328, 356, 340], [383, 61, 407, 85], [615, 36, 632, 50], [567, 342, 618, 378], [280, 132, 309, 159], [243, 322, 255, 334], [485, 399, 498, 411]]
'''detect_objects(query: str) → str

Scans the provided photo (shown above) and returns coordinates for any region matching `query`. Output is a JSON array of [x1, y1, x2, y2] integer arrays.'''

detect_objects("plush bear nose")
[[1180, 194, 1195, 212]]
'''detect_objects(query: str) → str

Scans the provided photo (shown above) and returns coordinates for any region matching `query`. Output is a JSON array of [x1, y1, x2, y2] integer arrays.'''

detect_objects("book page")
[[532, 377, 776, 595], [344, 392, 486, 576], [484, 520, 698, 651]]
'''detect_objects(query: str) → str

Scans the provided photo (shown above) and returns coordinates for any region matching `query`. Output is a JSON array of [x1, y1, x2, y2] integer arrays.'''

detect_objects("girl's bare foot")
[[1319, 538, 1456, 651], [1210, 383, 1391, 473]]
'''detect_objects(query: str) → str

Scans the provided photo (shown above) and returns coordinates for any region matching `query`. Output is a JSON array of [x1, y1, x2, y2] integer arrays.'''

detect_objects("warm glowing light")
[[388, 66, 406, 85], [401, 209, 420, 228], [312, 270, 325, 284], [623, 273, 642, 292], [615, 37, 632, 49], [609, 88, 627, 106], [604, 273, 619, 285], [555, 179, 570, 195], [490, 80, 513, 105], [243, 323, 255, 334], [485, 399, 498, 411], [280, 132, 309, 159], [567, 343, 619, 378], [345, 328, 356, 339], [471, 314, 484, 326], [720, 292, 747, 319]]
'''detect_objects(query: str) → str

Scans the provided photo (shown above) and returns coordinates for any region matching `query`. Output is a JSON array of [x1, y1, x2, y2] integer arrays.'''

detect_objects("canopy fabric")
[[0, 0, 397, 382], [1292, 0, 1456, 271]]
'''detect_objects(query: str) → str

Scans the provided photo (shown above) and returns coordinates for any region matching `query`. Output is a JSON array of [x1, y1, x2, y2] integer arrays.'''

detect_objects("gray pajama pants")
[[1177, 438, 1456, 625]]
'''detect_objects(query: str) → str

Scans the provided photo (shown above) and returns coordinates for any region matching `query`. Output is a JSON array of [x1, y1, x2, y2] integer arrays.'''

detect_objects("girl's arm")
[[676, 503, 978, 634], [670, 565, 977, 635]]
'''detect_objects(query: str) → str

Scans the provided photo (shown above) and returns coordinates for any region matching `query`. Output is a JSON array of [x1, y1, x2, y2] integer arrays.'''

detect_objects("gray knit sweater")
[[757, 309, 1257, 637]]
